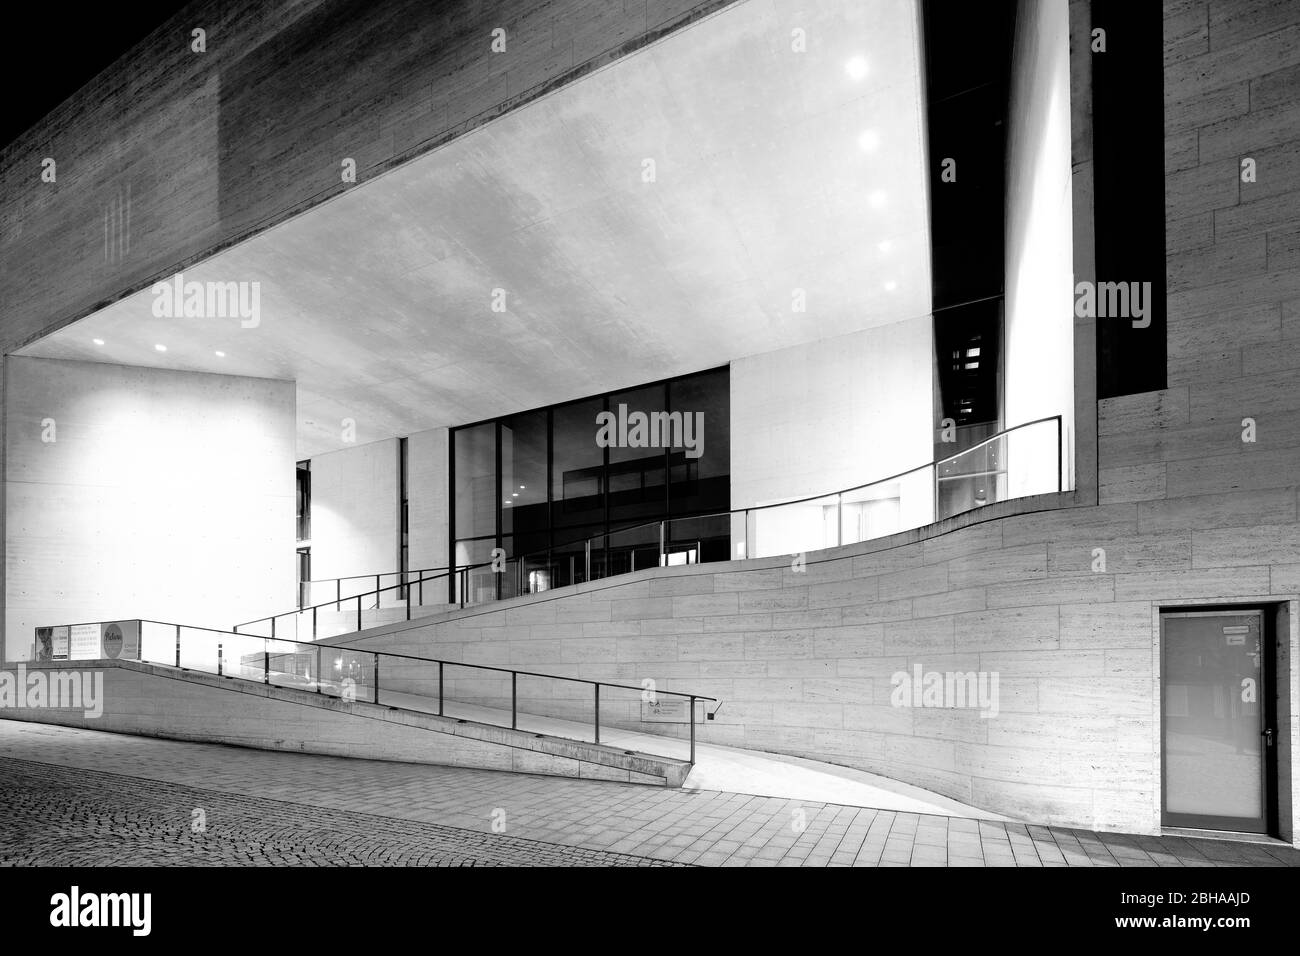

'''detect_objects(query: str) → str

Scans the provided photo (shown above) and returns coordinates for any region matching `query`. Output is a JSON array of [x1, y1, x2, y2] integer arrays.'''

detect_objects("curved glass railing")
[[487, 414, 1063, 601], [236, 415, 1061, 639]]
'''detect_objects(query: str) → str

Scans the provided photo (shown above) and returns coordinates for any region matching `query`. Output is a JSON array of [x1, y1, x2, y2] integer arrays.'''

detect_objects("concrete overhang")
[[19, 0, 931, 458]]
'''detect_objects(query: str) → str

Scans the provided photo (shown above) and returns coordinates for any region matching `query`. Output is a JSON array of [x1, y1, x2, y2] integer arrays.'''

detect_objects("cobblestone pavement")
[[3, 721, 1300, 867], [0, 758, 676, 867]]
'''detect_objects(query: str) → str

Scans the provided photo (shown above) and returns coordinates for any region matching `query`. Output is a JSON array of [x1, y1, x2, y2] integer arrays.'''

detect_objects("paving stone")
[[2, 722, 1298, 867]]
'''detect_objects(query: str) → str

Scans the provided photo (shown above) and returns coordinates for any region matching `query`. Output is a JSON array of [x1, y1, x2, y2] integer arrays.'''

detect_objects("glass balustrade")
[[235, 416, 1062, 633]]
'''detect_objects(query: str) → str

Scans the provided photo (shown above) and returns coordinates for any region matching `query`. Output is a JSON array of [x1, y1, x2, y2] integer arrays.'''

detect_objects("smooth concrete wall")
[[730, 319, 935, 554], [408, 427, 450, 577], [1004, 0, 1075, 496], [3, 356, 296, 661], [293, 427, 448, 618], [310, 438, 399, 582]]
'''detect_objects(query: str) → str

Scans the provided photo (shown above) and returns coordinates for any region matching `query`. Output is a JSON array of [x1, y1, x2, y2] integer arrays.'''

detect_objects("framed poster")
[[69, 624, 101, 661], [101, 621, 139, 660]]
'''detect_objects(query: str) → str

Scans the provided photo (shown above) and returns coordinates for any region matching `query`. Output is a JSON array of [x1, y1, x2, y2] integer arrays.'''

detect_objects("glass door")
[[1161, 609, 1271, 833]]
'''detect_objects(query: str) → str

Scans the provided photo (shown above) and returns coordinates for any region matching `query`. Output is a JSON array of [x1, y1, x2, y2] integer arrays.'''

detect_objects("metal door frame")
[[1160, 606, 1277, 834]]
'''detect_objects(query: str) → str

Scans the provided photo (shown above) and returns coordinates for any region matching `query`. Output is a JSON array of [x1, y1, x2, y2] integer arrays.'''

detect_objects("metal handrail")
[[34, 617, 715, 763], [141, 618, 715, 702], [234, 565, 457, 633], [303, 566, 446, 585], [239, 414, 1062, 633]]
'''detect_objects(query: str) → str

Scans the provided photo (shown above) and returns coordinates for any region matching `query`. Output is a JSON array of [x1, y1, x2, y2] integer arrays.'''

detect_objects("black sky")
[[2, 2, 192, 150]]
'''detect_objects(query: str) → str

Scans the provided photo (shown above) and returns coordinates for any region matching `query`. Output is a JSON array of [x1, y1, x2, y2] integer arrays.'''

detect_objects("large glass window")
[[551, 397, 606, 535], [666, 368, 730, 564], [450, 367, 730, 600], [501, 410, 548, 555]]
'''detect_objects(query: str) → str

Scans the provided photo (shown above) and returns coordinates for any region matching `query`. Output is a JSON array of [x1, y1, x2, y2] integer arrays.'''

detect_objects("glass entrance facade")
[[450, 367, 730, 602]]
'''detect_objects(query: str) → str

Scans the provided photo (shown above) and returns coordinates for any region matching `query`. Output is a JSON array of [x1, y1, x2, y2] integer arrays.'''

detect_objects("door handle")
[[1262, 727, 1275, 747]]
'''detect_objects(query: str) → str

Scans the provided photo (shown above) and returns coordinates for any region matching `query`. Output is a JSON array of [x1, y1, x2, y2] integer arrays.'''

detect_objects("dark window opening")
[[1093, 0, 1167, 398], [296, 460, 311, 543]]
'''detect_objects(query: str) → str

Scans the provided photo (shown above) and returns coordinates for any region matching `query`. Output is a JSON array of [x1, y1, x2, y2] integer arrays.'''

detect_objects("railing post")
[[316, 645, 322, 694], [336, 579, 341, 611], [406, 580, 412, 621], [1057, 416, 1063, 493], [689, 695, 697, 765], [271, 615, 276, 640], [594, 683, 600, 744], [264, 641, 270, 685], [356, 596, 362, 633], [175, 625, 181, 668], [374, 654, 380, 705], [511, 672, 517, 730], [217, 642, 223, 677], [312, 606, 318, 640], [836, 493, 843, 547], [659, 520, 666, 567], [438, 661, 444, 716], [584, 540, 591, 583], [933, 463, 940, 523]]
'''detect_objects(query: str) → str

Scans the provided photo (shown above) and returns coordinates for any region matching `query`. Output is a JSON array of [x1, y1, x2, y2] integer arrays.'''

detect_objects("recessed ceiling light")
[[154, 344, 167, 352], [215, 350, 226, 358], [869, 190, 887, 208], [878, 240, 893, 253], [845, 56, 868, 81], [92, 338, 105, 346], [857, 130, 880, 152], [512, 492, 519, 497], [519, 485, 525, 490]]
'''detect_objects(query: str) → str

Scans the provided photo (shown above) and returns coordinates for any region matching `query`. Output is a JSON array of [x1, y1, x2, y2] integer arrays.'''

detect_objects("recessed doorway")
[[1161, 608, 1278, 834]]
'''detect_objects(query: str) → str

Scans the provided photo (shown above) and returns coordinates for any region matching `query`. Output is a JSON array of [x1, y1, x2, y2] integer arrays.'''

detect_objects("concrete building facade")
[[3, 0, 1299, 839]]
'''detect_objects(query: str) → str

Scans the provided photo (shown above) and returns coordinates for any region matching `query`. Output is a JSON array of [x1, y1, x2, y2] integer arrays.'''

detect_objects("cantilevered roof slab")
[[21, 0, 930, 457]]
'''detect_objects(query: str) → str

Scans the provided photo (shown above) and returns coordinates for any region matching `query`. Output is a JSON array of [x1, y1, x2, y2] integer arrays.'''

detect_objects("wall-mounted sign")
[[1223, 624, 1250, 646], [640, 697, 703, 724]]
